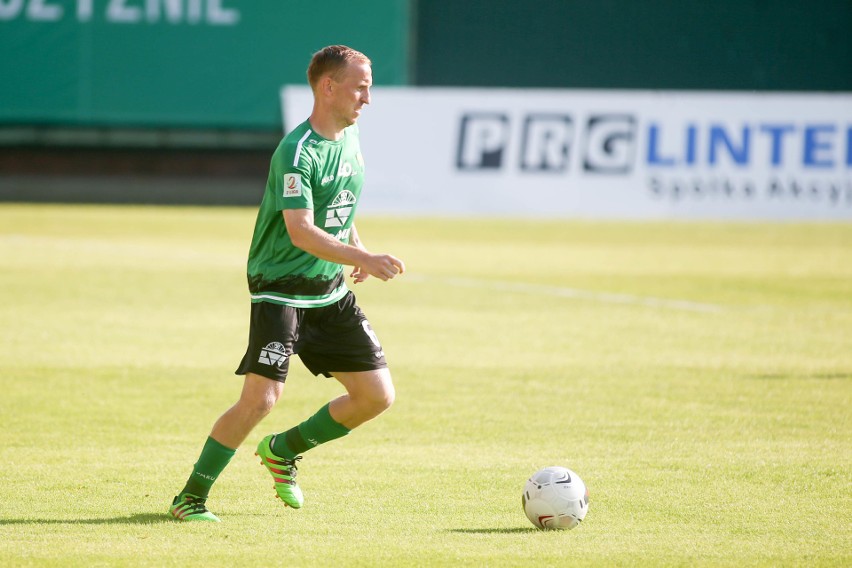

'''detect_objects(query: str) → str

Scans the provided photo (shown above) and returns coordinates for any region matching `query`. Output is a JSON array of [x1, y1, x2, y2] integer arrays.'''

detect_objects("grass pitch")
[[0, 204, 849, 567]]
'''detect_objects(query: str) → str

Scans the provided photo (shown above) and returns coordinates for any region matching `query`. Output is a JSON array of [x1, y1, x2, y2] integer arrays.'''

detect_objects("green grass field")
[[0, 204, 849, 566]]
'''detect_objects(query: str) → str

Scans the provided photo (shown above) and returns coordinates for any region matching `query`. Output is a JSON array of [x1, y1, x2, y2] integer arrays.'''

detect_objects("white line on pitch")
[[409, 274, 723, 313]]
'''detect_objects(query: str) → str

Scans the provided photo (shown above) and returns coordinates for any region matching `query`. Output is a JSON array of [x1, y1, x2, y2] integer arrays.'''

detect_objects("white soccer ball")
[[522, 466, 590, 530]]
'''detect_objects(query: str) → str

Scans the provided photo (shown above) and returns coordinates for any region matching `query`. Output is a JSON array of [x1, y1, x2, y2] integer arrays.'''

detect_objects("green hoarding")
[[0, 0, 410, 129]]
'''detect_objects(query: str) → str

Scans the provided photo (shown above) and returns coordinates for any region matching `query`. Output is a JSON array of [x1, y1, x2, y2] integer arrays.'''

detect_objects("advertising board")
[[283, 86, 852, 219]]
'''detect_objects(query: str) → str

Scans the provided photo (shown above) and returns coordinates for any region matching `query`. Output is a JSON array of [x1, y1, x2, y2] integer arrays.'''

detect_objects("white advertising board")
[[282, 86, 852, 219]]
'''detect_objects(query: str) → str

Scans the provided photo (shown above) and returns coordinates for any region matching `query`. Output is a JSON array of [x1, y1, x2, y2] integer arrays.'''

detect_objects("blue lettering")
[[643, 121, 847, 170], [847, 126, 852, 166], [647, 124, 676, 166], [709, 125, 749, 166], [760, 124, 795, 167], [685, 124, 697, 165], [803, 125, 835, 168]]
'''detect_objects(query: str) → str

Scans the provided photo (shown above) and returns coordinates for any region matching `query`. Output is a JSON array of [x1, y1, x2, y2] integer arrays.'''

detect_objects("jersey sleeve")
[[270, 142, 314, 211]]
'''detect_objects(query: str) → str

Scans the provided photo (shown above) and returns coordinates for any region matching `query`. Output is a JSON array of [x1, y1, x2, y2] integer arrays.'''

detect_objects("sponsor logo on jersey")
[[258, 342, 288, 367], [337, 161, 357, 178], [283, 173, 301, 197], [324, 190, 356, 228]]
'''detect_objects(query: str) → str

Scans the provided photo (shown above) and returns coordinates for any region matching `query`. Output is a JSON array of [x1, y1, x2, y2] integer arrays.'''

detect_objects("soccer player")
[[169, 45, 405, 522]]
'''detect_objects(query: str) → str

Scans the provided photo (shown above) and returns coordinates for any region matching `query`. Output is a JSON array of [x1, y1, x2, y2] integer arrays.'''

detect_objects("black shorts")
[[235, 291, 387, 382]]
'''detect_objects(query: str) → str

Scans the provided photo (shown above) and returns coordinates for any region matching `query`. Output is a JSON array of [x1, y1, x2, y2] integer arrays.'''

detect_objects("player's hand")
[[354, 253, 405, 283], [350, 266, 369, 284]]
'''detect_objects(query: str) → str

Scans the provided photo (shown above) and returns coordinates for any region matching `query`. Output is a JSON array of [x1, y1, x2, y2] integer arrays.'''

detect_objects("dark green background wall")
[[0, 0, 410, 130], [1, 0, 849, 134], [413, 0, 852, 91]]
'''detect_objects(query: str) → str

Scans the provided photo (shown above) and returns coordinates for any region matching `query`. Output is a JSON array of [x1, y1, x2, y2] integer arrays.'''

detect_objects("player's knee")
[[239, 392, 277, 420], [376, 387, 396, 413], [240, 373, 282, 420], [338, 370, 395, 421], [353, 382, 393, 420], [381, 382, 396, 410], [369, 380, 395, 415]]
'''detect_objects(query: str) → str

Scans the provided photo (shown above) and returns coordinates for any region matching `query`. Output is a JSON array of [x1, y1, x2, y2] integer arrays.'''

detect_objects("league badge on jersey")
[[283, 173, 302, 197]]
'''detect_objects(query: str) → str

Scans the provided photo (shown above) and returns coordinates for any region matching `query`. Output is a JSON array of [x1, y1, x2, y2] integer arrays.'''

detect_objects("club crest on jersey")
[[283, 173, 302, 197], [325, 190, 356, 228]]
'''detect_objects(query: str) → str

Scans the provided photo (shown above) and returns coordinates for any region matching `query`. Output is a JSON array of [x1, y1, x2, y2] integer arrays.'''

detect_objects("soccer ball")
[[522, 466, 590, 530]]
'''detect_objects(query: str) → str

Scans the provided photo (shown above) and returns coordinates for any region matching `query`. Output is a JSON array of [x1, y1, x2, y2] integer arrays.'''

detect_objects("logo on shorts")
[[258, 342, 288, 367]]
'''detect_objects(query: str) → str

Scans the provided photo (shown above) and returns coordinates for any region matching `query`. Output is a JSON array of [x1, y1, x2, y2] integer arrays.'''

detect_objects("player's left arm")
[[348, 223, 370, 283]]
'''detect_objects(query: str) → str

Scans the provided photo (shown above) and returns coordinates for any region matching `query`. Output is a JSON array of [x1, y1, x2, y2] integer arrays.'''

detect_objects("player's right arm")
[[283, 209, 405, 281]]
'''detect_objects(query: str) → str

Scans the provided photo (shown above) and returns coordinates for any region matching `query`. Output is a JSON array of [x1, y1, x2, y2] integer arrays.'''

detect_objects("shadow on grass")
[[448, 528, 538, 534], [0, 514, 174, 526], [748, 372, 850, 380]]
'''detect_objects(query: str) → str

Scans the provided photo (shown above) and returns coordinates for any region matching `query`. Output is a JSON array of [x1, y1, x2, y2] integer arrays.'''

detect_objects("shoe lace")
[[282, 456, 302, 478], [181, 495, 210, 514]]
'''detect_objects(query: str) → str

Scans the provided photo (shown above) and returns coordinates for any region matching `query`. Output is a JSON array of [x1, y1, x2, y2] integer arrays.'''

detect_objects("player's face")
[[331, 62, 372, 126]]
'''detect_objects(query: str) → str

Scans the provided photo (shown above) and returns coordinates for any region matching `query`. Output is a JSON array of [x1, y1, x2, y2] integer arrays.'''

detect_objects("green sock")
[[180, 436, 236, 499], [271, 403, 350, 459]]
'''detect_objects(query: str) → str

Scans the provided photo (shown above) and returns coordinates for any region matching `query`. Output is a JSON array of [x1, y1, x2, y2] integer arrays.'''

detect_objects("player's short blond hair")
[[307, 45, 371, 91]]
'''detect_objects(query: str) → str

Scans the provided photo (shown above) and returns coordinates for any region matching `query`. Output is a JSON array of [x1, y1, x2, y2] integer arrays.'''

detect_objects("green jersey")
[[247, 120, 366, 308]]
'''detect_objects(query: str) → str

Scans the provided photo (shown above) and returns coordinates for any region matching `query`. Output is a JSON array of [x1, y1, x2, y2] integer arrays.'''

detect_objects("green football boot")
[[169, 493, 220, 522], [256, 434, 304, 509]]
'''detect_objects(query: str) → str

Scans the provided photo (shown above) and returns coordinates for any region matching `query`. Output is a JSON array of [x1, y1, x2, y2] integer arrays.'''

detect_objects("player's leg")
[[171, 300, 294, 521], [257, 292, 391, 508], [170, 373, 284, 522], [265, 368, 394, 459], [210, 372, 284, 448], [256, 369, 393, 509]]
